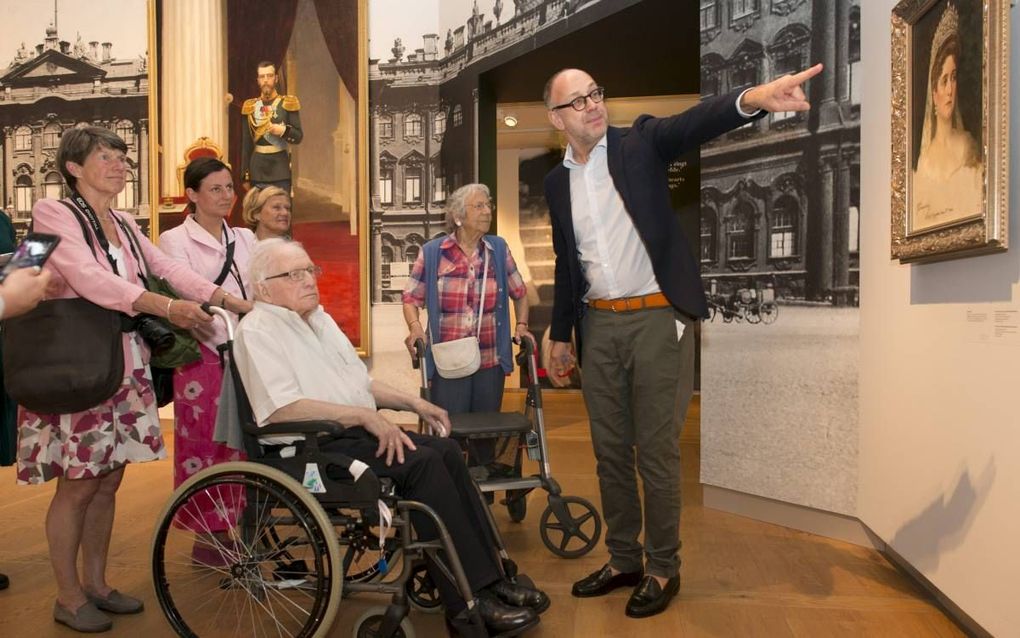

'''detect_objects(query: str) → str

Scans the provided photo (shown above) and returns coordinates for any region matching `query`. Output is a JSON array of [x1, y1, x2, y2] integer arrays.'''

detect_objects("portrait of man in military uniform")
[[241, 61, 303, 193]]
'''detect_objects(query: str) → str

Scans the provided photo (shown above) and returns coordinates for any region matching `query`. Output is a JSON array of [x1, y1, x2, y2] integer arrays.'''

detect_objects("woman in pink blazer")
[[16, 127, 252, 633], [158, 158, 256, 567]]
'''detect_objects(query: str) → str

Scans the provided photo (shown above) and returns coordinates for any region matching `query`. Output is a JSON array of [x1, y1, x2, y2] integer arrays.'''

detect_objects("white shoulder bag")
[[429, 249, 488, 379]]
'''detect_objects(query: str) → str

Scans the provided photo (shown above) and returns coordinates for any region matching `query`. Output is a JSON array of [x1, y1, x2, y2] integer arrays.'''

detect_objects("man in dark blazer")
[[543, 64, 822, 618]]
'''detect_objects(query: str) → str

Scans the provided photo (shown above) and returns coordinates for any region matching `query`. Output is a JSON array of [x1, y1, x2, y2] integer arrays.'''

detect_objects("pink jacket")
[[159, 216, 256, 349], [33, 198, 219, 373]]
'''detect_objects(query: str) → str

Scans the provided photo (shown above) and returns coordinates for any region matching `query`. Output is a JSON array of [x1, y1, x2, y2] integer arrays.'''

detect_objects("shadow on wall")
[[888, 459, 996, 572]]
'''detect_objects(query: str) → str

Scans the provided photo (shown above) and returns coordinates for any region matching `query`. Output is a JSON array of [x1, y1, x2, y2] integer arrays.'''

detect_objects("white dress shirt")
[[564, 136, 659, 301], [235, 301, 375, 445]]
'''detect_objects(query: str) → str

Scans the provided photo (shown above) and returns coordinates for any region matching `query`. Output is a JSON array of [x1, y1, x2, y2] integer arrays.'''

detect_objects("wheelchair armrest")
[[250, 419, 348, 437]]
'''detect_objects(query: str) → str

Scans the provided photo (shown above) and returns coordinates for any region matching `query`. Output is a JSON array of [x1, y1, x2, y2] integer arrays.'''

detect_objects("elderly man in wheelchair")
[[152, 238, 548, 638]]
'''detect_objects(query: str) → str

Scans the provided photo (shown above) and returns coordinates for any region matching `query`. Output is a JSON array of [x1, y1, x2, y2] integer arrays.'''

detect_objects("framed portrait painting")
[[226, 0, 369, 352], [890, 0, 1009, 262]]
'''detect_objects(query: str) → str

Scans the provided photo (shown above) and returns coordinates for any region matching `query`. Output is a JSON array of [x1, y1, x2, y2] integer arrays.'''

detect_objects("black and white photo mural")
[[0, 0, 153, 237], [699, 0, 862, 515]]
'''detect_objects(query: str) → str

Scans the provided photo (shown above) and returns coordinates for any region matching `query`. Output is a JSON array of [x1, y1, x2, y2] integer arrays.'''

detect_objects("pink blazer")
[[33, 198, 219, 374], [159, 216, 256, 349]]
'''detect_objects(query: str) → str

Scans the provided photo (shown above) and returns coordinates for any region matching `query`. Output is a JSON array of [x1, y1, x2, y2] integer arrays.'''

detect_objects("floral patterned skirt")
[[172, 343, 245, 532], [16, 335, 165, 485]]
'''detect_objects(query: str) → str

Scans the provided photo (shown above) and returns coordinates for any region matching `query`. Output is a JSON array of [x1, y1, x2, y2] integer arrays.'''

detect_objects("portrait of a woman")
[[911, 2, 984, 233]]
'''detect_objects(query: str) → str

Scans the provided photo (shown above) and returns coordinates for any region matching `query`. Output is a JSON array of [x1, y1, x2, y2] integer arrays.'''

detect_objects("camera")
[[132, 315, 176, 355]]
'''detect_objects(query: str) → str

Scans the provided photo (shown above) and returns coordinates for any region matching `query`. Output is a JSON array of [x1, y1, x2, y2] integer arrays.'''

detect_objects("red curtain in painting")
[[312, 0, 360, 101]]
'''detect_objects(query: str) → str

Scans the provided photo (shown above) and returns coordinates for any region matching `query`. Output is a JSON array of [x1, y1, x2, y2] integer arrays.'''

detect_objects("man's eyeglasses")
[[264, 265, 323, 283], [550, 87, 606, 112]]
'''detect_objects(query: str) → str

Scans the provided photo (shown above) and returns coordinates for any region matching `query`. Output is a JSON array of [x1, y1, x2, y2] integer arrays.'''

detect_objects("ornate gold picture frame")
[[890, 0, 1009, 263]]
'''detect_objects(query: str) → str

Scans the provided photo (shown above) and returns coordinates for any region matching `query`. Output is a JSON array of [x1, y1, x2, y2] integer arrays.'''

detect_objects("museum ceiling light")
[[503, 114, 518, 128]]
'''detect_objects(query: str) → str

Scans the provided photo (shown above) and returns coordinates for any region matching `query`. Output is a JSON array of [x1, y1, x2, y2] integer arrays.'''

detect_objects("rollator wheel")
[[152, 462, 342, 638], [539, 495, 602, 558], [405, 563, 444, 614], [506, 489, 528, 523], [352, 605, 416, 638]]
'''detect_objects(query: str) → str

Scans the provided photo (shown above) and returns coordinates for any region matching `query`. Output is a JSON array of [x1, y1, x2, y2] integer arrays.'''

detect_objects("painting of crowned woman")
[[909, 0, 983, 234]]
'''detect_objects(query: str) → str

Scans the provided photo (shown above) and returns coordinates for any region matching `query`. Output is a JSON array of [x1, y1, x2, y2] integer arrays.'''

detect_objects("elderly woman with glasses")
[[401, 183, 534, 473]]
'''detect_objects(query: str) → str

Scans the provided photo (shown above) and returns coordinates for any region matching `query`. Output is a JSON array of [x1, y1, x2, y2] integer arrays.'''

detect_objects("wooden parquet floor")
[[0, 394, 963, 637]]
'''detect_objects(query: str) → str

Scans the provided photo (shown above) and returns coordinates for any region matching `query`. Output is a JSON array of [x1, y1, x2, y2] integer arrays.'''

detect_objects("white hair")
[[444, 183, 490, 234], [248, 238, 308, 298]]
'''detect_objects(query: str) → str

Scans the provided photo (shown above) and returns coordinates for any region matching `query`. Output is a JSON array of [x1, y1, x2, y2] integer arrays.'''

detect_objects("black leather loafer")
[[476, 591, 539, 635], [625, 574, 680, 618], [571, 564, 643, 598], [487, 580, 551, 614]]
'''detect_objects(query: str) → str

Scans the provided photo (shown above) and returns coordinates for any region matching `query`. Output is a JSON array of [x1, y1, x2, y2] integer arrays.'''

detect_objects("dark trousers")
[[320, 428, 502, 612], [430, 365, 505, 466], [581, 306, 694, 578]]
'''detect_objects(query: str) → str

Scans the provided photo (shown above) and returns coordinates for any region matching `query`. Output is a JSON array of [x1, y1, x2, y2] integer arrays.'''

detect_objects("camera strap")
[[111, 213, 155, 287], [212, 222, 247, 300], [64, 193, 122, 276]]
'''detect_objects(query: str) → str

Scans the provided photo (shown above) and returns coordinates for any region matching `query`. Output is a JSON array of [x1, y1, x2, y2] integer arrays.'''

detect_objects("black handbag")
[[2, 198, 128, 414], [3, 298, 124, 414]]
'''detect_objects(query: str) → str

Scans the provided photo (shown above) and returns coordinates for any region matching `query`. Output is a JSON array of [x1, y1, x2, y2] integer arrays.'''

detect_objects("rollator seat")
[[449, 411, 532, 437]]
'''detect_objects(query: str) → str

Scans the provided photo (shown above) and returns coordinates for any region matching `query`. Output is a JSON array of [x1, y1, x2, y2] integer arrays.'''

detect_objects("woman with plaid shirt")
[[402, 183, 534, 471]]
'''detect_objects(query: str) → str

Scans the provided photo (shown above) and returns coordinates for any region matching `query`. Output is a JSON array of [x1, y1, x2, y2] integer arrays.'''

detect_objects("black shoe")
[[0, 573, 8, 591], [625, 574, 680, 618], [476, 591, 539, 635], [487, 580, 551, 614], [571, 564, 643, 598]]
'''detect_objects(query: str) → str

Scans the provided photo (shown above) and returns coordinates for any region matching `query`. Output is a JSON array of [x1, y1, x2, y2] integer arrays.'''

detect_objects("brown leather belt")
[[588, 292, 670, 312]]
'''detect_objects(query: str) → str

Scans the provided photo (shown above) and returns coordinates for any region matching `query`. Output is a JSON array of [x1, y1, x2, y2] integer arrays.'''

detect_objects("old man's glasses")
[[550, 87, 606, 112], [265, 265, 323, 283]]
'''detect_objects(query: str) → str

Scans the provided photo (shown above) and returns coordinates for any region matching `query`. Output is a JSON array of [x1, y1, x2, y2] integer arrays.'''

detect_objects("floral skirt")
[[172, 343, 245, 532], [16, 336, 164, 485]]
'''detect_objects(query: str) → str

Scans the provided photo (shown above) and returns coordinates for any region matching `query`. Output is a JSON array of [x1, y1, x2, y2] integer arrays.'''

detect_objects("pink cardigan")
[[159, 215, 256, 349], [33, 198, 219, 374]]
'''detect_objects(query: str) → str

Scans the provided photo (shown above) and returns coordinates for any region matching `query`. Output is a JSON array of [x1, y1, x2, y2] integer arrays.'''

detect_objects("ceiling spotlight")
[[503, 114, 518, 128]]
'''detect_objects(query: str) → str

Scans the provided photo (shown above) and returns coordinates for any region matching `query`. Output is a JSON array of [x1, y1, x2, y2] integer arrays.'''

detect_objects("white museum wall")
[[858, 2, 1020, 636]]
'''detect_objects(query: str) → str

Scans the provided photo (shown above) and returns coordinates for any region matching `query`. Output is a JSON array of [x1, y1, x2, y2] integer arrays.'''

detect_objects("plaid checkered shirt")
[[403, 235, 527, 370]]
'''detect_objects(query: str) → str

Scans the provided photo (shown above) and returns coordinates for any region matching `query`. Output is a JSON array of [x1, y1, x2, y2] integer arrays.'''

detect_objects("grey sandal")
[[53, 600, 113, 633]]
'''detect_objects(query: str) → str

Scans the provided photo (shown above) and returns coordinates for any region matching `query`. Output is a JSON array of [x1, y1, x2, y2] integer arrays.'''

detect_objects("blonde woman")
[[242, 185, 292, 240]]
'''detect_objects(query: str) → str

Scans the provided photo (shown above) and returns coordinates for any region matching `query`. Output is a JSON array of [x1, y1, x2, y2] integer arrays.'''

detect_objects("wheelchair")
[[412, 337, 602, 559], [150, 307, 536, 637]]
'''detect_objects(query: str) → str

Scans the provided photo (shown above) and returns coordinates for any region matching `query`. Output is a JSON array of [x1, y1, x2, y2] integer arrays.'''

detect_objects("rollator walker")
[[412, 337, 602, 559]]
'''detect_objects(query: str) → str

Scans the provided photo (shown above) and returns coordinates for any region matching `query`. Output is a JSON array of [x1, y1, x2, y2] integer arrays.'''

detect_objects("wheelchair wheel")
[[505, 489, 528, 523], [352, 605, 416, 638], [405, 563, 444, 614], [539, 495, 602, 558], [152, 462, 342, 638], [761, 302, 778, 324]]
